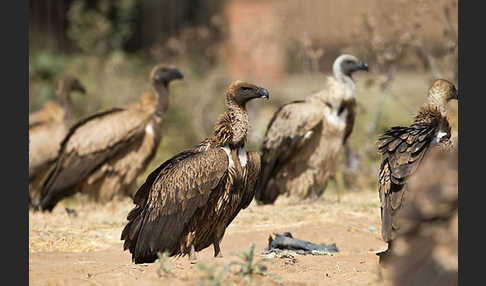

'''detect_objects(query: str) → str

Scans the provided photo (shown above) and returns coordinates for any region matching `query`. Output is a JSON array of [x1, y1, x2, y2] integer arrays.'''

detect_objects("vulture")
[[390, 148, 458, 286], [29, 75, 86, 205], [377, 79, 458, 264], [121, 80, 269, 264], [255, 54, 368, 204], [38, 65, 183, 211]]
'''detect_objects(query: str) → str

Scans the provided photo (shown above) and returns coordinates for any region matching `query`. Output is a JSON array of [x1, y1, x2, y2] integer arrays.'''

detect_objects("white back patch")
[[304, 131, 313, 139], [221, 146, 234, 168], [436, 131, 448, 143], [325, 108, 342, 127], [145, 122, 154, 136], [238, 148, 248, 168]]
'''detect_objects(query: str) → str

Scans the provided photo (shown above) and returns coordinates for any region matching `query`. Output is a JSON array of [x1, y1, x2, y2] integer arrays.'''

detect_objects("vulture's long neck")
[[57, 89, 74, 124], [153, 83, 170, 118], [334, 73, 356, 100], [227, 97, 249, 148], [426, 93, 449, 117], [213, 97, 249, 149], [333, 69, 356, 101]]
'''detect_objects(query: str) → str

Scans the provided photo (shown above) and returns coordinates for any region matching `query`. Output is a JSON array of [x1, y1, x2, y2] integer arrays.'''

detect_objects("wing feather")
[[342, 98, 357, 144], [222, 151, 260, 229], [255, 100, 325, 203], [121, 147, 229, 263], [40, 107, 150, 211], [377, 117, 443, 242], [241, 151, 261, 209]]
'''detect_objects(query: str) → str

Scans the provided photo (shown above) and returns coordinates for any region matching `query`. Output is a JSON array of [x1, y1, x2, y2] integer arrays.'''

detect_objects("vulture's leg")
[[377, 241, 393, 266], [213, 237, 223, 258], [189, 245, 197, 264]]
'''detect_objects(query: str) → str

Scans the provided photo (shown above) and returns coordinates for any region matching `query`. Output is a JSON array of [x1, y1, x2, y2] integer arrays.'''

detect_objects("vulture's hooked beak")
[[359, 61, 369, 71], [154, 68, 184, 83], [258, 88, 270, 100], [171, 69, 184, 80], [73, 81, 86, 94]]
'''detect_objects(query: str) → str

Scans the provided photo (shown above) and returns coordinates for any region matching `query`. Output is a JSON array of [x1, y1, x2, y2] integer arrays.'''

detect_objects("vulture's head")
[[333, 54, 369, 80], [429, 79, 458, 102], [226, 80, 270, 107], [150, 65, 184, 87], [55, 75, 86, 100]]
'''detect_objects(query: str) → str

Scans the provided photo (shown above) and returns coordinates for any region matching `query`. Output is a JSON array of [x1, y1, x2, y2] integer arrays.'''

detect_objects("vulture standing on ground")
[[29, 75, 86, 205], [255, 54, 368, 204], [377, 79, 458, 264], [38, 65, 183, 211], [390, 148, 458, 286], [121, 80, 269, 264]]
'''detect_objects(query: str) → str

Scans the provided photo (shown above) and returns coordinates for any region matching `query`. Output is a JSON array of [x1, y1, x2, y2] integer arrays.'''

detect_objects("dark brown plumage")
[[121, 80, 269, 264], [377, 79, 458, 263], [389, 148, 457, 286], [38, 65, 183, 211], [29, 75, 86, 206], [255, 54, 368, 204]]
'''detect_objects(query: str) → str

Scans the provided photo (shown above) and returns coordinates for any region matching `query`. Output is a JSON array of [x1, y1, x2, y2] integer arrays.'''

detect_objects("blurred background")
[[29, 0, 458, 192]]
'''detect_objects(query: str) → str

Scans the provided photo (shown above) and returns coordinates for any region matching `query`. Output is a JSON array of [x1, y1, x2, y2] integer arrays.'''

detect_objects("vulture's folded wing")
[[255, 100, 325, 201], [342, 98, 357, 144], [122, 147, 229, 262], [241, 151, 261, 209], [224, 151, 261, 228], [29, 102, 65, 129], [29, 120, 66, 179], [29, 111, 49, 129], [40, 107, 151, 210], [377, 119, 443, 241]]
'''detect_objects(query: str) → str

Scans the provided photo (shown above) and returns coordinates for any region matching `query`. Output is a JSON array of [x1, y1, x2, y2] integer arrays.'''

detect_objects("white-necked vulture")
[[38, 65, 183, 211], [255, 54, 368, 204], [390, 147, 458, 285], [121, 80, 269, 264], [29, 75, 86, 205], [377, 79, 458, 263]]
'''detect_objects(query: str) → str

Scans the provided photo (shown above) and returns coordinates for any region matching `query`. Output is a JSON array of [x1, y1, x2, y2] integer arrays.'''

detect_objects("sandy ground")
[[29, 189, 392, 286]]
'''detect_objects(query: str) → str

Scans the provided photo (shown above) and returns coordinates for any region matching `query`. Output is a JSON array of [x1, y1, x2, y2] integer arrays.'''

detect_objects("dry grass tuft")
[[29, 195, 133, 253]]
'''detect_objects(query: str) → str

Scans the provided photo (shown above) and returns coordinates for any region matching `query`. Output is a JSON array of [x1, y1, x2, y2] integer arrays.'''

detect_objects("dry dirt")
[[29, 189, 394, 286]]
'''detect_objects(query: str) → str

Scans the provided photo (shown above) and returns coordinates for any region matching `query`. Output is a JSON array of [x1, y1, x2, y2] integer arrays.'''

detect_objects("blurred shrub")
[[30, 50, 65, 80], [29, 51, 66, 111], [67, 0, 137, 55], [149, 14, 225, 75]]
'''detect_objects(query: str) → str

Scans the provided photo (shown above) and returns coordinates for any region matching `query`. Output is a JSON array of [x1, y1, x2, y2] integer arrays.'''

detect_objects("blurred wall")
[[29, 0, 222, 52], [221, 0, 457, 84], [30, 0, 456, 84], [223, 0, 286, 85], [30, 0, 456, 52]]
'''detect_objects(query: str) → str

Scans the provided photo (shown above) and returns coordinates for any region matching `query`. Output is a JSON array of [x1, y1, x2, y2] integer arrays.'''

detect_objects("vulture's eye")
[[241, 86, 252, 91]]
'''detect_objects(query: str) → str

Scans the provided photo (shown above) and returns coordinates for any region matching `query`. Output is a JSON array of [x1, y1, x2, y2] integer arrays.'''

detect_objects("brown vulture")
[[29, 75, 86, 206], [377, 79, 458, 263], [255, 54, 368, 204], [121, 80, 269, 264], [390, 148, 458, 286], [38, 65, 183, 211]]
